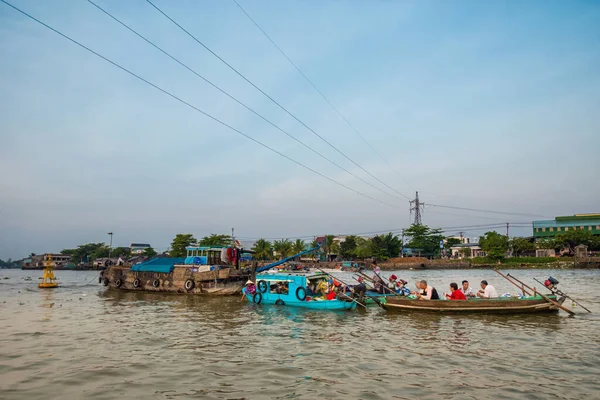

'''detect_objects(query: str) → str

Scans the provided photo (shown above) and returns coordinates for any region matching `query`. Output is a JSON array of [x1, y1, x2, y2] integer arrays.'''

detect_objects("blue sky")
[[1, 0, 599, 259]]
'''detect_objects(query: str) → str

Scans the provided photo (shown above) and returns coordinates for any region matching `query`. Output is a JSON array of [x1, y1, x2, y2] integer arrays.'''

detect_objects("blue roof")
[[131, 257, 185, 273]]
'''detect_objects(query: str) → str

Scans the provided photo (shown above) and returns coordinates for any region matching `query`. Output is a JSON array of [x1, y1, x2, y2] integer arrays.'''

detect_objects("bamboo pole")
[[315, 268, 367, 309], [493, 270, 533, 296], [500, 271, 575, 315], [533, 278, 591, 313]]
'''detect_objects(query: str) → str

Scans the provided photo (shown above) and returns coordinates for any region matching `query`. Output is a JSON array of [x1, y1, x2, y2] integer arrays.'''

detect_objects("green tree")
[[510, 237, 536, 257], [340, 235, 358, 258], [111, 247, 131, 259], [554, 230, 595, 253], [92, 245, 110, 260], [199, 234, 232, 247], [170, 234, 197, 257], [355, 237, 373, 259], [273, 239, 294, 258], [65, 243, 107, 263], [370, 233, 402, 260], [292, 239, 306, 256], [324, 235, 336, 259], [404, 224, 444, 256], [252, 239, 273, 260], [479, 231, 509, 260], [143, 247, 157, 258]]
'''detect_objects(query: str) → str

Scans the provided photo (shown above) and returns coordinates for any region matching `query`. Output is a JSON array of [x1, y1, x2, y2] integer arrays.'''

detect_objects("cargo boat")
[[100, 246, 319, 295]]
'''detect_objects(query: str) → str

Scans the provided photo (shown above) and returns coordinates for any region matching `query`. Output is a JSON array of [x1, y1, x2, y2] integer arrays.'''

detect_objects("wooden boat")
[[101, 246, 321, 296], [246, 271, 357, 310], [100, 246, 252, 295], [383, 295, 566, 314]]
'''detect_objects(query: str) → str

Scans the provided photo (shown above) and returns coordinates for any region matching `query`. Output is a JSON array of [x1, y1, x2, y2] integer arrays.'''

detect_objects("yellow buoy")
[[39, 254, 58, 289]]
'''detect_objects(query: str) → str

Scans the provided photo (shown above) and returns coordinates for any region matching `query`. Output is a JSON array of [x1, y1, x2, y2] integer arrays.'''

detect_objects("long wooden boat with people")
[[99, 245, 319, 295], [383, 295, 566, 314], [382, 271, 582, 315]]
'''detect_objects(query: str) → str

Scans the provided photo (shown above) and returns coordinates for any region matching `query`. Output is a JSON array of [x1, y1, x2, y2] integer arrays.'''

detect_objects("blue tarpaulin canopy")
[[131, 257, 185, 274]]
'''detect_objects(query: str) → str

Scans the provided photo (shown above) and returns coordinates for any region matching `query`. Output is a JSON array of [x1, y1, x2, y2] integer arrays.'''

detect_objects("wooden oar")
[[350, 275, 390, 309], [359, 271, 398, 296], [315, 268, 369, 309], [533, 278, 591, 313], [497, 271, 575, 315]]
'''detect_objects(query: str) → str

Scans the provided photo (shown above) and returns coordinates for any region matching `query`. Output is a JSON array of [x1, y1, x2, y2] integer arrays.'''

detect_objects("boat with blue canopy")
[[100, 245, 322, 296], [246, 271, 357, 310]]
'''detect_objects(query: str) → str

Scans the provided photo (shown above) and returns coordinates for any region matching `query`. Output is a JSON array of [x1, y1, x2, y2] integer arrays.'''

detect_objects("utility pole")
[[409, 191, 424, 225], [401, 229, 405, 257], [107, 232, 113, 259], [459, 231, 464, 244], [506, 223, 509, 238]]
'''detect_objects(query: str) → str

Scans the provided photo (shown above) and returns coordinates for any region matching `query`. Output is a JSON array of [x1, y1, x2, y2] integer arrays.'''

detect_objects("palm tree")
[[252, 239, 273, 260], [273, 239, 294, 258], [292, 239, 306, 256], [325, 235, 335, 261]]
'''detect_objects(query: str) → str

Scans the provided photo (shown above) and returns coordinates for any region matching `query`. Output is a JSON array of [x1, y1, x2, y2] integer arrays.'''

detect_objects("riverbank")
[[285, 258, 600, 270]]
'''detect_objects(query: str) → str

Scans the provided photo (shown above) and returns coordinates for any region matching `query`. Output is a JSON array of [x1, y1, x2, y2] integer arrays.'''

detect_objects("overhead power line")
[[86, 0, 404, 203], [231, 0, 416, 195], [0, 0, 402, 210], [427, 203, 546, 218], [145, 0, 411, 201]]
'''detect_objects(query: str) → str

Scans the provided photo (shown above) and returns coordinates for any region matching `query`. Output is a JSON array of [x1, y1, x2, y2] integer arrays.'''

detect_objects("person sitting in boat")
[[243, 280, 256, 295], [446, 282, 467, 300], [351, 277, 367, 301], [460, 280, 476, 298], [388, 274, 398, 290], [413, 280, 440, 300], [395, 279, 411, 296], [316, 279, 329, 298], [276, 281, 289, 295], [477, 280, 499, 298]]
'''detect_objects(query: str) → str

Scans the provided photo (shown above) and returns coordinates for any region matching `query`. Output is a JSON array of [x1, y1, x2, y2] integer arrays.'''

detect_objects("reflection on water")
[[1, 268, 599, 399]]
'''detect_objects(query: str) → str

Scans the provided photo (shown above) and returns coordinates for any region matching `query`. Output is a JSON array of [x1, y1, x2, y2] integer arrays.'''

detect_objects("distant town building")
[[533, 213, 600, 239], [22, 253, 72, 269], [450, 243, 485, 259], [130, 243, 152, 254]]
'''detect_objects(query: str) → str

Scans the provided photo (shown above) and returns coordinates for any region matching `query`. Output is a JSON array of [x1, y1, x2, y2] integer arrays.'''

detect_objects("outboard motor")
[[544, 276, 559, 290]]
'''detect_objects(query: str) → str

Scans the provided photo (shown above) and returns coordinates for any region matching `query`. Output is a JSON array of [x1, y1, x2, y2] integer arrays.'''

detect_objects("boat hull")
[[246, 293, 357, 310], [384, 296, 565, 314], [100, 265, 248, 295]]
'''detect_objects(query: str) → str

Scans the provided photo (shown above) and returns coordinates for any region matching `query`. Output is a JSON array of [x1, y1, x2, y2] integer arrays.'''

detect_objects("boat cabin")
[[254, 272, 330, 301], [184, 246, 229, 266]]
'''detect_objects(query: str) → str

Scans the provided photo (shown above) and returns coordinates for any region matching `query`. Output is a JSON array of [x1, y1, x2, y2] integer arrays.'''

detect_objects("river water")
[[1, 268, 599, 400]]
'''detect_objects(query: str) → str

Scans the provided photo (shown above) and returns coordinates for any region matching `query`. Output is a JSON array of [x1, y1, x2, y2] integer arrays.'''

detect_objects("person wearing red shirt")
[[446, 282, 467, 300]]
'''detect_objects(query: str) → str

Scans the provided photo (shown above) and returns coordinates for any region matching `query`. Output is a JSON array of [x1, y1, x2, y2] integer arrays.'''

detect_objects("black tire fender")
[[184, 279, 195, 290], [257, 280, 268, 293], [275, 299, 285, 306], [152, 279, 160, 288], [253, 292, 262, 304], [133, 279, 141, 288], [115, 279, 122, 288], [296, 287, 307, 301]]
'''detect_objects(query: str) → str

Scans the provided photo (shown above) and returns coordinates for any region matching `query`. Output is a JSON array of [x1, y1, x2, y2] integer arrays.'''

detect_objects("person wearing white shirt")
[[460, 280, 475, 298], [477, 280, 498, 298]]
